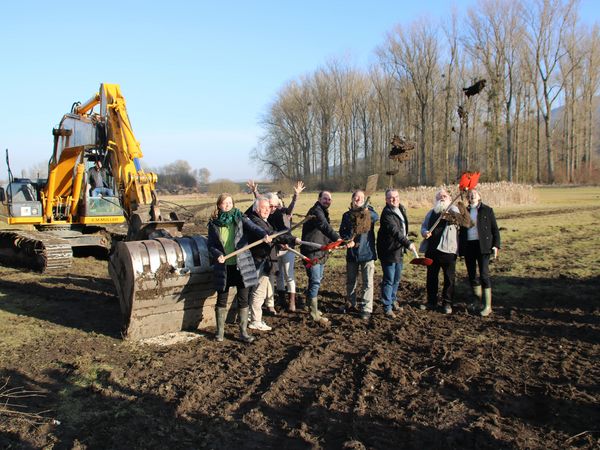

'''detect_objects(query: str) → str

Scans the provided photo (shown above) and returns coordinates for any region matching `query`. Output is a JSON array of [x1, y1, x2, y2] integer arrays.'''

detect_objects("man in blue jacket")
[[339, 190, 379, 320]]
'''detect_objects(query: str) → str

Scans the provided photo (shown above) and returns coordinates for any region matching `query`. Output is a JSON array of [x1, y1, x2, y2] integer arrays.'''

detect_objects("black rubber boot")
[[215, 307, 227, 342], [276, 290, 287, 309]]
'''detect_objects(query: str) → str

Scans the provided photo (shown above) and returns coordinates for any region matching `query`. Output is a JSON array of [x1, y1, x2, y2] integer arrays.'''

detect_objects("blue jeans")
[[381, 261, 403, 312], [305, 263, 324, 299], [92, 187, 114, 197]]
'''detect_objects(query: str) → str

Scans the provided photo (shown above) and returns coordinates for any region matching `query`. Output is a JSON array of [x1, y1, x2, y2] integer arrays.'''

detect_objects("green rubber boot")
[[238, 307, 255, 343], [309, 297, 329, 325], [468, 285, 482, 313], [480, 288, 492, 317], [215, 307, 227, 342]]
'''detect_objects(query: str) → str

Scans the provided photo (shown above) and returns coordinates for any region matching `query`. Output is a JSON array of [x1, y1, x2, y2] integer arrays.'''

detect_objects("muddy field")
[[1, 204, 599, 449]]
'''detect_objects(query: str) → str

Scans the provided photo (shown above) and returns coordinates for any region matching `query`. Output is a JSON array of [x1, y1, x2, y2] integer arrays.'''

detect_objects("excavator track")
[[0, 230, 73, 272]]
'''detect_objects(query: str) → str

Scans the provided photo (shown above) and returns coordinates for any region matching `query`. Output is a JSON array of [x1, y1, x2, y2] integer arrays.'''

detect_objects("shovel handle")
[[223, 215, 312, 261], [426, 192, 463, 236], [411, 247, 420, 259], [222, 228, 289, 261], [298, 240, 322, 249], [286, 246, 307, 261]]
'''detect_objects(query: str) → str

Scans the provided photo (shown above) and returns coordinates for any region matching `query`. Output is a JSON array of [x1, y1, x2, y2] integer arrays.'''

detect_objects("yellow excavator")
[[0, 84, 221, 339]]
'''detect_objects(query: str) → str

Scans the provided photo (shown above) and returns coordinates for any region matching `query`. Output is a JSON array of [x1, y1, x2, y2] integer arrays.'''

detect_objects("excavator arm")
[[76, 84, 183, 240]]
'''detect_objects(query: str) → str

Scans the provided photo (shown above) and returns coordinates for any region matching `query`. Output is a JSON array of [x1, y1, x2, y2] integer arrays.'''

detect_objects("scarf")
[[213, 208, 242, 227]]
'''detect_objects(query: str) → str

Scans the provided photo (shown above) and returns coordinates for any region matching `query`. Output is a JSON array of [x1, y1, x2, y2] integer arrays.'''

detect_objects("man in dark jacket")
[[88, 160, 114, 197], [246, 196, 298, 330], [339, 190, 378, 320], [377, 189, 416, 318], [301, 191, 342, 324], [246, 181, 305, 312], [459, 189, 500, 317]]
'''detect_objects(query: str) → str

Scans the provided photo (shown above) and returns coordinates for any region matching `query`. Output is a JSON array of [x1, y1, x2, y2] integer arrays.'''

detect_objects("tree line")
[[253, 0, 600, 189]]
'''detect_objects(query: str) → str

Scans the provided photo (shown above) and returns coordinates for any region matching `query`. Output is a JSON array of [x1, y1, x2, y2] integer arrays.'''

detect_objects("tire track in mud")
[[232, 313, 447, 447], [236, 331, 362, 442]]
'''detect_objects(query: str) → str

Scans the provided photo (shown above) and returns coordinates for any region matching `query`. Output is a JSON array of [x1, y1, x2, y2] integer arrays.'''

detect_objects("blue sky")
[[1, 0, 599, 181]]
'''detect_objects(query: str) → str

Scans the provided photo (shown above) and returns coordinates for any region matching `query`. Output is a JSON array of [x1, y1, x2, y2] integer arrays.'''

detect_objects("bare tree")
[[525, 0, 579, 183], [380, 18, 440, 185]]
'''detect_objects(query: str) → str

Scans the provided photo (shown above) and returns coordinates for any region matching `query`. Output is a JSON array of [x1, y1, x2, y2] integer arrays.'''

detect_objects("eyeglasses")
[[269, 205, 278, 209]]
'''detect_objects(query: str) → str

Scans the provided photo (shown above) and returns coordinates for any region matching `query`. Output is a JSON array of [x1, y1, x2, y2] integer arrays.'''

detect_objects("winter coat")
[[420, 206, 460, 256], [207, 215, 266, 291], [377, 204, 412, 264], [301, 201, 340, 263], [339, 206, 378, 263], [246, 210, 297, 274], [459, 202, 501, 255]]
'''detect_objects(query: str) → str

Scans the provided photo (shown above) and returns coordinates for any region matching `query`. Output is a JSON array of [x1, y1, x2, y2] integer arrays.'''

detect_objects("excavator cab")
[[81, 151, 122, 218], [0, 178, 43, 222]]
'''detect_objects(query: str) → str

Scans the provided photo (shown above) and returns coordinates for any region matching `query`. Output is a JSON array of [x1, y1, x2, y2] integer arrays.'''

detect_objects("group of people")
[[206, 182, 501, 343]]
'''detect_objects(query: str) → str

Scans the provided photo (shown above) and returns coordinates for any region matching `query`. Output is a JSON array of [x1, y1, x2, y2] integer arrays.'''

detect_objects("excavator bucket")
[[109, 235, 233, 340]]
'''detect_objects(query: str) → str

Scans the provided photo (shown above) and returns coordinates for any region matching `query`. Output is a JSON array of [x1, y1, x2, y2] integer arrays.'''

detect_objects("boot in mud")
[[480, 288, 492, 317], [215, 307, 227, 342], [276, 290, 287, 309], [309, 297, 329, 326], [238, 307, 255, 343], [287, 293, 296, 312], [468, 285, 482, 313]]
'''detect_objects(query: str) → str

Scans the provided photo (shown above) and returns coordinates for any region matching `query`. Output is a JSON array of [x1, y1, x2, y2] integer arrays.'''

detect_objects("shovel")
[[222, 215, 312, 262], [425, 171, 481, 237], [409, 247, 433, 266], [298, 239, 346, 252], [285, 246, 319, 268]]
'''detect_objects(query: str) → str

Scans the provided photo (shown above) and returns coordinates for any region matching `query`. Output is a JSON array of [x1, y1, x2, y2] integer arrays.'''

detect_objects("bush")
[[208, 179, 241, 195], [399, 182, 536, 208]]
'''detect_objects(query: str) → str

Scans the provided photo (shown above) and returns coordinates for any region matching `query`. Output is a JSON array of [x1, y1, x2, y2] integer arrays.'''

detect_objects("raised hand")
[[294, 181, 305, 195], [246, 180, 258, 194]]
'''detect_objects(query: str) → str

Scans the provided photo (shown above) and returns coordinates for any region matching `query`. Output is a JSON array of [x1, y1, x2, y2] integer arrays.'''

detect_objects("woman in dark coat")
[[459, 189, 501, 317], [207, 193, 269, 343]]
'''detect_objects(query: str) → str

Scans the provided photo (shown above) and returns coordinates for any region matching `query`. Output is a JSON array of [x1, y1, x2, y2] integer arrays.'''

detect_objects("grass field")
[[1, 185, 599, 448]]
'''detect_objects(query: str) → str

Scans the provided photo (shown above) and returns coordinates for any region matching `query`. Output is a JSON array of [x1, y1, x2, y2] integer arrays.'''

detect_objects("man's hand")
[[346, 240, 356, 248], [294, 237, 301, 245], [294, 181, 306, 195], [408, 242, 417, 254], [422, 230, 432, 239], [217, 255, 225, 264], [263, 234, 273, 244], [492, 246, 498, 260]]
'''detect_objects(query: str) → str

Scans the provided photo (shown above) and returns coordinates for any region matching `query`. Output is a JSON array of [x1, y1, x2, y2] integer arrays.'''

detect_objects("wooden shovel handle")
[[426, 192, 462, 237], [223, 214, 312, 261]]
